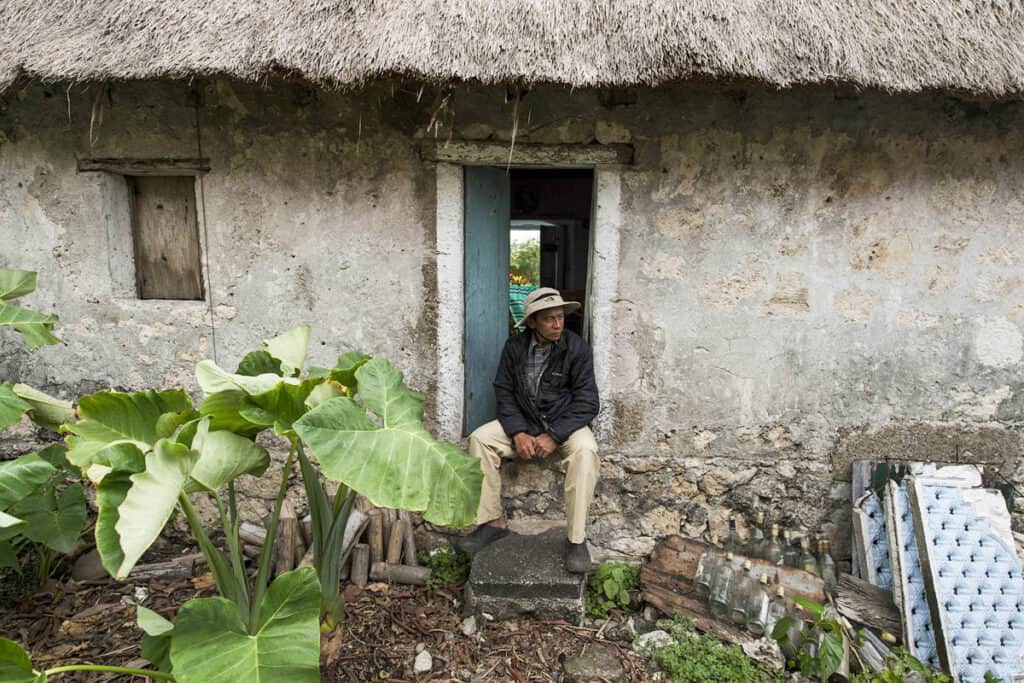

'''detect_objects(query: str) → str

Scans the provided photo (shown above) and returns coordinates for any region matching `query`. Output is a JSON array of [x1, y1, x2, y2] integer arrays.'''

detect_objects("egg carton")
[[884, 479, 941, 670], [908, 475, 1024, 683], [853, 490, 893, 590]]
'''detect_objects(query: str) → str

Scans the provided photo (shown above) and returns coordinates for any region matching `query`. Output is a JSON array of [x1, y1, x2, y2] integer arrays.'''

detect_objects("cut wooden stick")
[[386, 520, 406, 565], [368, 511, 385, 564], [351, 544, 370, 588], [239, 522, 267, 547], [275, 501, 298, 576], [370, 562, 430, 586], [129, 553, 204, 581], [399, 510, 418, 566], [293, 533, 307, 568]]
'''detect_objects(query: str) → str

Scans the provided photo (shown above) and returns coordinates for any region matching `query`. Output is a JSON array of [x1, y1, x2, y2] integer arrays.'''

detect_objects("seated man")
[[455, 287, 600, 573]]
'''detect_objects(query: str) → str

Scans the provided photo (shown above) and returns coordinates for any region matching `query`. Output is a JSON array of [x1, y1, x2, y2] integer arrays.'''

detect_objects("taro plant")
[[0, 383, 82, 585], [1, 325, 483, 682]]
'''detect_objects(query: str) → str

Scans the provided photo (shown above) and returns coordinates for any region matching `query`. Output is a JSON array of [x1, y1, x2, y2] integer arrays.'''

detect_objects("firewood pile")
[[239, 505, 432, 587]]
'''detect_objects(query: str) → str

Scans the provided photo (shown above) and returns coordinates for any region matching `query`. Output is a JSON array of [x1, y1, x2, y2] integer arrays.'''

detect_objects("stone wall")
[[2, 79, 1022, 565]]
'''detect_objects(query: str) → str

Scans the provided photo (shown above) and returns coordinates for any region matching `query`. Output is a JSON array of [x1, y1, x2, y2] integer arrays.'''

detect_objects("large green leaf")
[[0, 269, 59, 350], [0, 510, 26, 541], [0, 383, 31, 430], [329, 350, 371, 391], [196, 361, 290, 396], [197, 360, 315, 436], [11, 384, 73, 432], [94, 468, 135, 577], [236, 351, 284, 378], [0, 540, 17, 570], [0, 303, 60, 349], [187, 419, 270, 492], [264, 326, 310, 378], [240, 381, 317, 436], [0, 270, 38, 301], [113, 439, 195, 578], [0, 637, 39, 683], [0, 453, 55, 510], [170, 567, 320, 683], [198, 391, 264, 437], [12, 483, 87, 554], [63, 390, 192, 470], [294, 359, 482, 526]]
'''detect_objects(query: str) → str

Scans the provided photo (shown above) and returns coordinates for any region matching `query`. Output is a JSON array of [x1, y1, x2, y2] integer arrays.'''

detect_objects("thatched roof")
[[2, 1, 1024, 97]]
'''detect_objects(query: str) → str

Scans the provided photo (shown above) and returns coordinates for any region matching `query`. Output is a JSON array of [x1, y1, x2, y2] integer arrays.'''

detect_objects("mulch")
[[1, 555, 650, 682]]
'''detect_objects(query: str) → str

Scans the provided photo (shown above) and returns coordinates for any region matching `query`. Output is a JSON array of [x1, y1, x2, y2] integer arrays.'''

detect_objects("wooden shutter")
[[128, 176, 204, 300]]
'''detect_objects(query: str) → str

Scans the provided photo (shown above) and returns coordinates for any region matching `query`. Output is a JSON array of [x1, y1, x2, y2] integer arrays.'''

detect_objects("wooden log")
[[386, 520, 406, 565], [835, 573, 902, 635], [340, 510, 370, 567], [129, 553, 204, 581], [239, 522, 267, 547], [275, 501, 298, 576], [242, 543, 261, 559], [369, 562, 430, 586], [351, 544, 370, 588], [641, 582, 755, 646], [399, 510, 418, 566], [77, 157, 211, 176], [643, 535, 826, 604], [293, 534, 307, 569], [300, 514, 313, 548], [368, 512, 385, 565], [298, 544, 314, 569]]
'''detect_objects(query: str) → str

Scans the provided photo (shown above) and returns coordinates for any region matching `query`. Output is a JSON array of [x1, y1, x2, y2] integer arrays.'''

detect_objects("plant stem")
[[179, 494, 245, 611], [44, 663, 175, 680], [215, 492, 251, 626], [251, 439, 297, 626], [228, 481, 239, 529]]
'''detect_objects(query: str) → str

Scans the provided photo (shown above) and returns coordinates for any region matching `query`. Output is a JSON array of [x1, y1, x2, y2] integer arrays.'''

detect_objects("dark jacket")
[[493, 328, 599, 444]]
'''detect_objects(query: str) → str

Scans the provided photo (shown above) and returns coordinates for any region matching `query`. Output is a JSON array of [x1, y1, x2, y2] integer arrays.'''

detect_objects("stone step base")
[[463, 527, 586, 624]]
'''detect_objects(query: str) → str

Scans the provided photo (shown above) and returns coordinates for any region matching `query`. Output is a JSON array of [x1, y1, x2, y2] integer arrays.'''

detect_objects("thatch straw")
[[2, 1, 1023, 96]]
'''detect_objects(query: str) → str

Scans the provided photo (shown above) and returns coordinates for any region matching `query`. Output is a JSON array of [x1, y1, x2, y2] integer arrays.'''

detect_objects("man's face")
[[527, 307, 565, 344]]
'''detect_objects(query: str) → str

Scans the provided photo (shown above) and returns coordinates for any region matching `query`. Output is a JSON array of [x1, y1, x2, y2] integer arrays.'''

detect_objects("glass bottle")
[[778, 598, 806, 661], [746, 573, 771, 636], [750, 511, 766, 558], [782, 529, 801, 568], [800, 536, 819, 575], [763, 524, 784, 565], [726, 516, 742, 554], [709, 552, 736, 619], [727, 560, 755, 626], [694, 534, 723, 599], [817, 539, 837, 593], [766, 585, 789, 636]]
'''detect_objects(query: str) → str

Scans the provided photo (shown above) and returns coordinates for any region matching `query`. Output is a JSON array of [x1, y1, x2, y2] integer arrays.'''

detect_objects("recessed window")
[[127, 176, 204, 300]]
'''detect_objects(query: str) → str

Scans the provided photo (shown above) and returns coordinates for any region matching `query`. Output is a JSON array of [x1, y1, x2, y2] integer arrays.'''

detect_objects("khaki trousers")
[[468, 420, 599, 544]]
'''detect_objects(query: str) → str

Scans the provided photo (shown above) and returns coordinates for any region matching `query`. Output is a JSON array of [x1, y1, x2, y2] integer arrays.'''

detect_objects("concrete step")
[[464, 527, 587, 624]]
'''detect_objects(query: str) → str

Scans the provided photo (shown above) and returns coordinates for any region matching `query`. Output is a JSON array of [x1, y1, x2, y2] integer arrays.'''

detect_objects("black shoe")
[[452, 524, 511, 554], [565, 540, 591, 574]]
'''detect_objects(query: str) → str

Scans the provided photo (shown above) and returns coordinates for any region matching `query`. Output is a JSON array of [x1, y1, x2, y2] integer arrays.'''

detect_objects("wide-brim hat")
[[517, 287, 581, 327]]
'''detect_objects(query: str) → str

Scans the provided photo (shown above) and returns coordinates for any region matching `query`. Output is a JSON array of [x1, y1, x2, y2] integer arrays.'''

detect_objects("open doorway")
[[464, 167, 594, 434], [508, 170, 593, 335]]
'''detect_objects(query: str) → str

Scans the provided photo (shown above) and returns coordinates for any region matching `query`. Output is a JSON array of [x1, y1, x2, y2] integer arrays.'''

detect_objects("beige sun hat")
[[517, 287, 581, 327]]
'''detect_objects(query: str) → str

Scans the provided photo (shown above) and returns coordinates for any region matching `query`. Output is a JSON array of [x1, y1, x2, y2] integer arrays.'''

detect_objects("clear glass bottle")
[[782, 529, 801, 568], [727, 560, 755, 626], [750, 511, 766, 558], [763, 524, 784, 565], [817, 539, 837, 593], [694, 534, 723, 599], [766, 585, 789, 636], [726, 516, 742, 554], [746, 573, 771, 636], [709, 552, 736, 619], [800, 536, 819, 575]]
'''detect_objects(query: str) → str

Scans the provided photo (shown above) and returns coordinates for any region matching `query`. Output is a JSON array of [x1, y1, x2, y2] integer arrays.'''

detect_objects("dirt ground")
[[0, 551, 649, 682]]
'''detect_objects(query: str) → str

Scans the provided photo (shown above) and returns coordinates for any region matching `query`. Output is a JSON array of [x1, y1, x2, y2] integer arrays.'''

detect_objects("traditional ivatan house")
[[2, 3, 1023, 568]]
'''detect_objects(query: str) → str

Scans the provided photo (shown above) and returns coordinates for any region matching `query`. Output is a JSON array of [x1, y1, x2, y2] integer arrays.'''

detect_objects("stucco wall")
[[2, 79, 1022, 564]]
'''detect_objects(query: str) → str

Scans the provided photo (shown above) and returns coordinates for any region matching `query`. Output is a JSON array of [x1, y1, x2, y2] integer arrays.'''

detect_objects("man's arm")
[[493, 339, 532, 438], [545, 341, 599, 444]]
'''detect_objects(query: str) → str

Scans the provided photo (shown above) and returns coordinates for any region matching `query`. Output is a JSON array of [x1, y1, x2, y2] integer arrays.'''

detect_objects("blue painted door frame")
[[463, 167, 511, 435]]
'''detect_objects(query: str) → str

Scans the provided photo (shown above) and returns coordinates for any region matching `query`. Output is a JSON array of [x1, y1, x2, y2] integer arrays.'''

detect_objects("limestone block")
[[699, 467, 757, 496], [528, 117, 595, 145], [456, 123, 494, 140], [563, 643, 626, 682], [641, 506, 681, 536]]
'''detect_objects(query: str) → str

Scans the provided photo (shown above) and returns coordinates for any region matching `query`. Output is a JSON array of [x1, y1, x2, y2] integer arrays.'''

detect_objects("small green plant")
[[850, 647, 952, 682], [638, 614, 781, 683], [417, 544, 470, 587], [585, 561, 640, 618]]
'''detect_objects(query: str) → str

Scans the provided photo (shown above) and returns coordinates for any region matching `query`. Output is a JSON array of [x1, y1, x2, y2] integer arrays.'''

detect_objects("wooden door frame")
[[428, 143, 629, 443]]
